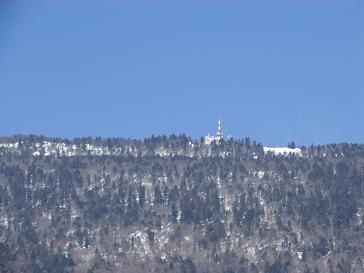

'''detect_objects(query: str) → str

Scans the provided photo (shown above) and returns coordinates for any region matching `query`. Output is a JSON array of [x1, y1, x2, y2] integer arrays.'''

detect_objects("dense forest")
[[0, 135, 363, 273]]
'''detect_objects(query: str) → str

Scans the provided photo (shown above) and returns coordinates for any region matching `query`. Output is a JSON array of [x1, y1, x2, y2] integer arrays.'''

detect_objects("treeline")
[[0, 136, 363, 272]]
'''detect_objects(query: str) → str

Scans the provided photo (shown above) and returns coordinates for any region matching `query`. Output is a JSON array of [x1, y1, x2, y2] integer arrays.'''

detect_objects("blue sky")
[[0, 0, 363, 146]]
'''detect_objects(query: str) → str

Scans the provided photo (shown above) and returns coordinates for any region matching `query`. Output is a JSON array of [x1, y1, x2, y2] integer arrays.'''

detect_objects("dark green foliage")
[[181, 257, 196, 273], [0, 136, 362, 272]]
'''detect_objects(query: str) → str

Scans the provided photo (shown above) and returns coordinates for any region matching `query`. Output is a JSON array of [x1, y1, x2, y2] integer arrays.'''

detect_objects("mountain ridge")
[[0, 134, 363, 273]]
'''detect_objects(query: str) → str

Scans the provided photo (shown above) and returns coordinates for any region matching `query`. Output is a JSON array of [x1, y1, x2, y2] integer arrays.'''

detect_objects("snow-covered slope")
[[263, 147, 302, 156]]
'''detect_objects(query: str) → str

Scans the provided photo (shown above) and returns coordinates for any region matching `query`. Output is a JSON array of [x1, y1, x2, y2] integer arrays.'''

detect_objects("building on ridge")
[[205, 120, 224, 145]]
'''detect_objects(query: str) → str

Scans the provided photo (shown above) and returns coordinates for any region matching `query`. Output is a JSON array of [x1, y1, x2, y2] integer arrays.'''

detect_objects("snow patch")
[[263, 147, 302, 156], [257, 171, 265, 179]]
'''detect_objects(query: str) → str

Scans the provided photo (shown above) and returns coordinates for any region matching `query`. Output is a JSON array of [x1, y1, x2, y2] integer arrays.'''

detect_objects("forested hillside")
[[0, 135, 363, 273]]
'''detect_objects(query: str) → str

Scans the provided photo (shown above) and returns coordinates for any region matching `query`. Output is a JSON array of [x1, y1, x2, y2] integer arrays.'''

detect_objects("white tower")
[[216, 119, 223, 141], [205, 119, 224, 145]]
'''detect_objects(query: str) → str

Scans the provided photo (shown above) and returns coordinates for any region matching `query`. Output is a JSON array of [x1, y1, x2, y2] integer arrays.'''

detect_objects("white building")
[[205, 120, 224, 145]]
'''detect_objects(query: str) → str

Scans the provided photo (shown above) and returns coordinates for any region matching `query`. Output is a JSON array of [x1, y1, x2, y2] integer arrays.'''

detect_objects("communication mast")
[[205, 120, 224, 145]]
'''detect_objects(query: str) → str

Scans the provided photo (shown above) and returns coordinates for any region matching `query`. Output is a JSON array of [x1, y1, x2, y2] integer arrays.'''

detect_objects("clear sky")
[[0, 0, 363, 146]]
